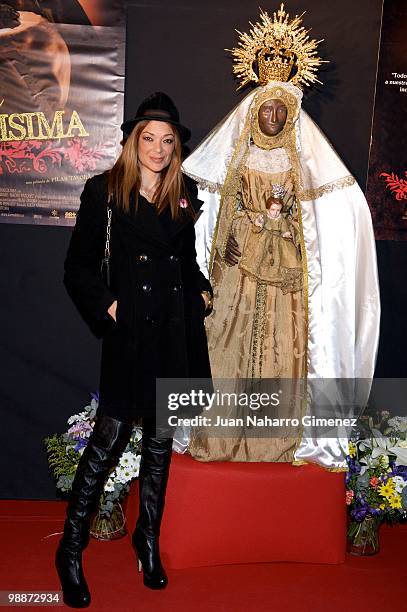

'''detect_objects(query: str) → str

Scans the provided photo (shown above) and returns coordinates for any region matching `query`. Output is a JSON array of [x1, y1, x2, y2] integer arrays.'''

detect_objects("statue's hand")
[[224, 234, 241, 266], [254, 214, 265, 228], [0, 4, 20, 29]]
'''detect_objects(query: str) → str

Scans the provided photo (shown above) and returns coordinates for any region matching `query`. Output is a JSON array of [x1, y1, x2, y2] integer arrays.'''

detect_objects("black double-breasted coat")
[[64, 173, 213, 422]]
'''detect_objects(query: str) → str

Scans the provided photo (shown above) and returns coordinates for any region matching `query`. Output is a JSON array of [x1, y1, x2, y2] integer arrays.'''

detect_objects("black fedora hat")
[[121, 92, 191, 144]]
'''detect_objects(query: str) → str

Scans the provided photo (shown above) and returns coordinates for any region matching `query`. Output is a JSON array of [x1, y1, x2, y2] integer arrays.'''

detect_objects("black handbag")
[[100, 206, 112, 288]]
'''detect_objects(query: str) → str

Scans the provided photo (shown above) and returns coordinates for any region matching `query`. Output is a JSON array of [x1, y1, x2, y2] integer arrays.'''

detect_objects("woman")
[[57, 92, 213, 608]]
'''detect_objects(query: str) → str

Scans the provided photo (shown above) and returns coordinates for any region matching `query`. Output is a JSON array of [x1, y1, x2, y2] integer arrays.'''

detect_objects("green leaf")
[[355, 472, 370, 493]]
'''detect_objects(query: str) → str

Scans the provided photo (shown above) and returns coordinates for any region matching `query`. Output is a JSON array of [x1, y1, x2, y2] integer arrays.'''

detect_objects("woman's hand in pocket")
[[107, 300, 117, 322], [200, 291, 213, 314], [201, 293, 210, 310]]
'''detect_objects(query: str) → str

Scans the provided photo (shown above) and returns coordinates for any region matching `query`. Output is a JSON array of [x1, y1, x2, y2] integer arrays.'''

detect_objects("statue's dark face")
[[258, 98, 288, 136]]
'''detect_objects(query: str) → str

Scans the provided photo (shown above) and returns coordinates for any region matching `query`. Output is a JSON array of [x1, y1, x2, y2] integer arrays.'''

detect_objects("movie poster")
[[366, 0, 407, 240], [0, 1, 125, 226]]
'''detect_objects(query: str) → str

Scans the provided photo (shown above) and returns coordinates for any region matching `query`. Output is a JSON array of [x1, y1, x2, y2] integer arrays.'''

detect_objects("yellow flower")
[[388, 494, 402, 509], [348, 442, 357, 458], [378, 480, 395, 499]]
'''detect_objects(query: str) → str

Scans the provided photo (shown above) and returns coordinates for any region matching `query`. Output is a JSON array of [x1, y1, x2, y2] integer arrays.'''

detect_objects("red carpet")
[[0, 500, 406, 611]]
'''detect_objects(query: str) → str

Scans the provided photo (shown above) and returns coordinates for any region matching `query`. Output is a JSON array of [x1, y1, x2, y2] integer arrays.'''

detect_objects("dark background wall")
[[0, 0, 400, 499]]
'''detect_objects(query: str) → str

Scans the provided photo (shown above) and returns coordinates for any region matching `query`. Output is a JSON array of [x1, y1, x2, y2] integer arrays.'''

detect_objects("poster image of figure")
[[366, 0, 407, 240], [0, 1, 124, 26], [0, 0, 125, 225]]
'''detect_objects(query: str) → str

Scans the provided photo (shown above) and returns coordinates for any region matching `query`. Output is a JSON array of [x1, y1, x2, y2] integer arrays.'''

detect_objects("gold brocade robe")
[[189, 165, 307, 462]]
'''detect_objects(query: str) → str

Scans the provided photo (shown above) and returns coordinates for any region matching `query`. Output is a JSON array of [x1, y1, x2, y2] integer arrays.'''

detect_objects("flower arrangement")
[[346, 411, 407, 552], [44, 393, 142, 518]]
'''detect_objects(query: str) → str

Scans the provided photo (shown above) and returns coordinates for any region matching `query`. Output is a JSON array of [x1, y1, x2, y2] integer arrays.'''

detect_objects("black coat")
[[64, 173, 213, 420]]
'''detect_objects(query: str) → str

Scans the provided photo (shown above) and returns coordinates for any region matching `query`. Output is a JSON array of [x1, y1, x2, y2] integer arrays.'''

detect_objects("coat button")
[[169, 254, 179, 262], [139, 253, 148, 262], [142, 283, 151, 292]]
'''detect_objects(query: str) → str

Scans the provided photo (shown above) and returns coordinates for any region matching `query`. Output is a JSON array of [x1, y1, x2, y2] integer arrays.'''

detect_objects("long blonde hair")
[[106, 120, 192, 219]]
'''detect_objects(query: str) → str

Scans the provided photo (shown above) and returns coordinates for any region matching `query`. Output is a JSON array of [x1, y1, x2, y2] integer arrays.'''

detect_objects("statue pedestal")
[[126, 453, 346, 569]]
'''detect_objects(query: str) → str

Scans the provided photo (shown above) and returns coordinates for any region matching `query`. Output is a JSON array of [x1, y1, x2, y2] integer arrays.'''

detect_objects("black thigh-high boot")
[[132, 427, 173, 590], [55, 415, 133, 608]]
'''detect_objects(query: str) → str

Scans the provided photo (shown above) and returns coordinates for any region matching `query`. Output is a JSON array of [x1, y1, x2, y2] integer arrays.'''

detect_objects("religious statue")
[[179, 4, 380, 469]]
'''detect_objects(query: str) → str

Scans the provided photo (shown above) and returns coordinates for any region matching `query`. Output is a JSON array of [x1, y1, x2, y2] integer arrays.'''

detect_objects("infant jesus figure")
[[239, 185, 303, 294]]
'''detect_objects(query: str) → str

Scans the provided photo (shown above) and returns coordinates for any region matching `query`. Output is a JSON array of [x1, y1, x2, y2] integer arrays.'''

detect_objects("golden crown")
[[227, 4, 326, 89]]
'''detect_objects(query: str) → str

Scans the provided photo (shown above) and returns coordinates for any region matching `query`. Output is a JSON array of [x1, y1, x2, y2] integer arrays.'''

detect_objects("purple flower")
[[74, 438, 88, 452], [68, 421, 93, 438], [347, 458, 361, 475], [351, 507, 369, 521], [394, 465, 407, 478]]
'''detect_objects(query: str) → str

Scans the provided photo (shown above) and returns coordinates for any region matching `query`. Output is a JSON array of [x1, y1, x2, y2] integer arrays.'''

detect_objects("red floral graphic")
[[380, 171, 407, 201], [0, 138, 104, 175], [64, 139, 104, 172]]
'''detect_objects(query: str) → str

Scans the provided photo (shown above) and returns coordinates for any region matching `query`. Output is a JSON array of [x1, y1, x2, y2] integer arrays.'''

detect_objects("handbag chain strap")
[[104, 207, 112, 260]]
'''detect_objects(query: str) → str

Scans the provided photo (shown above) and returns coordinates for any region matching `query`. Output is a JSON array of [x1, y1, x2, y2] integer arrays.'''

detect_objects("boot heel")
[[133, 534, 142, 572], [132, 527, 168, 589], [134, 433, 172, 590]]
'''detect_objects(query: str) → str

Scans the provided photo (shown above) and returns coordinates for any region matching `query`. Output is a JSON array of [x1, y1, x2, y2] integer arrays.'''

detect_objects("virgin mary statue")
[[180, 4, 380, 469]]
